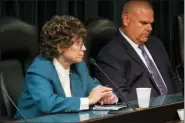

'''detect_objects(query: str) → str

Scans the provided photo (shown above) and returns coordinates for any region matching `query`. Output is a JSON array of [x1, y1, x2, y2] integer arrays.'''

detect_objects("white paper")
[[92, 104, 127, 111]]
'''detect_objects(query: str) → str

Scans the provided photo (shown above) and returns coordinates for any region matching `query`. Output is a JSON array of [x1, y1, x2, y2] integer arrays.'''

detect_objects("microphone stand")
[[0, 73, 27, 123], [89, 59, 135, 113]]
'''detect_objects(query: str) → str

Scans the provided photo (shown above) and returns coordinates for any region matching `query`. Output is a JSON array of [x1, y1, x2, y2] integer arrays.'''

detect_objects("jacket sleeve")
[[26, 73, 81, 113]]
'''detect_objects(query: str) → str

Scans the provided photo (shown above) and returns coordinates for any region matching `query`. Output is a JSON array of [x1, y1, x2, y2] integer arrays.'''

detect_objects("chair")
[[0, 60, 24, 118], [175, 14, 184, 80], [84, 18, 118, 76], [177, 14, 184, 64], [0, 16, 39, 73], [0, 17, 39, 118]]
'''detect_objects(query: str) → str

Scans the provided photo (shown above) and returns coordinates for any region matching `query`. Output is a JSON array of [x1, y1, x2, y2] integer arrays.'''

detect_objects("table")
[[16, 93, 184, 123]]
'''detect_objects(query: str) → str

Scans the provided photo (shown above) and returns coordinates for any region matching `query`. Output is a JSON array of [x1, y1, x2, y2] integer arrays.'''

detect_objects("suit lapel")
[[51, 64, 66, 97], [145, 40, 161, 72], [117, 31, 161, 94], [116, 31, 147, 70], [70, 70, 84, 97], [51, 63, 84, 97]]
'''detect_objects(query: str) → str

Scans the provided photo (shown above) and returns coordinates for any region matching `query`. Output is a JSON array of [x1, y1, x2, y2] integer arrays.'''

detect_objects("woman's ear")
[[57, 44, 63, 54]]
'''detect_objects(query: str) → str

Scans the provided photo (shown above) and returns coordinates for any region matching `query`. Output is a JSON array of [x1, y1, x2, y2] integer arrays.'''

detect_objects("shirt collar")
[[53, 58, 70, 76], [119, 28, 139, 49]]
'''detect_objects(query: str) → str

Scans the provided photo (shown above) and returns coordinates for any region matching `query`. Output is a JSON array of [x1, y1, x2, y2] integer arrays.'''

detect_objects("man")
[[94, 0, 181, 101]]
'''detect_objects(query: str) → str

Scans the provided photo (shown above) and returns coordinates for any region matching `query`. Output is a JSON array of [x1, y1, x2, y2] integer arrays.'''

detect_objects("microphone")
[[0, 72, 27, 123], [89, 58, 135, 112]]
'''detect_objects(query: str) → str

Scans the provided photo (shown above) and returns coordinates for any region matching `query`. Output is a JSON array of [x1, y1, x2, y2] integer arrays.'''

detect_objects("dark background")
[[0, 0, 184, 67]]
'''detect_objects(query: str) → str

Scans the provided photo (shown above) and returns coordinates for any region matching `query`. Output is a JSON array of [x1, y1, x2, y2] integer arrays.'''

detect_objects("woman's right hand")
[[88, 85, 113, 105]]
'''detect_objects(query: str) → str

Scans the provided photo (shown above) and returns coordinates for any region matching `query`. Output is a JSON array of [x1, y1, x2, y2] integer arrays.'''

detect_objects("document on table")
[[92, 104, 127, 111]]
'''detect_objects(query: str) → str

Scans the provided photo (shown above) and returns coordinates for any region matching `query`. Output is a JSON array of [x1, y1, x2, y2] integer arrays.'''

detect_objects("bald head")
[[120, 0, 154, 45], [122, 0, 153, 16]]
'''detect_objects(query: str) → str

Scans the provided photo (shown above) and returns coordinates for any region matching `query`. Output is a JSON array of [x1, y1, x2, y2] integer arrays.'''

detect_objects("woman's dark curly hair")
[[40, 15, 87, 60]]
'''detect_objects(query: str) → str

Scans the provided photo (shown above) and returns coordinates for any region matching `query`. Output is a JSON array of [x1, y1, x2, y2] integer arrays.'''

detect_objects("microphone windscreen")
[[89, 58, 96, 65]]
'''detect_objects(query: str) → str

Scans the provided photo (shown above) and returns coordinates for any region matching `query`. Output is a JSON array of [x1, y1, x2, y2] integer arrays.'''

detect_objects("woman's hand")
[[88, 85, 113, 105], [99, 93, 118, 105]]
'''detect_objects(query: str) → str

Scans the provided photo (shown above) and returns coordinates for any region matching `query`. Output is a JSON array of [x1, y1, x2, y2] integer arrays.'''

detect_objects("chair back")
[[0, 16, 38, 118], [0, 16, 39, 73], [175, 14, 184, 81], [177, 14, 184, 63], [84, 18, 118, 75]]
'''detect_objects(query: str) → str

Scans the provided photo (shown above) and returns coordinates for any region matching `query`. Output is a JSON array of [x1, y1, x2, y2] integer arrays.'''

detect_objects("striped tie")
[[138, 45, 168, 95]]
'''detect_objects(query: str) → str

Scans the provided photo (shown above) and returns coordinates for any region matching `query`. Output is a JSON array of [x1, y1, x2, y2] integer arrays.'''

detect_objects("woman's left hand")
[[99, 93, 118, 105]]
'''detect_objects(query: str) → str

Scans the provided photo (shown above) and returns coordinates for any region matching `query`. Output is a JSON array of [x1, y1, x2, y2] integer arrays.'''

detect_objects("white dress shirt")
[[53, 58, 89, 110], [119, 29, 167, 88]]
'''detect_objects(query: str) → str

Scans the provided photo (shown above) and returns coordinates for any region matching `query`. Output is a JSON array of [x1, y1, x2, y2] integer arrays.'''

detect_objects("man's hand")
[[88, 85, 113, 105]]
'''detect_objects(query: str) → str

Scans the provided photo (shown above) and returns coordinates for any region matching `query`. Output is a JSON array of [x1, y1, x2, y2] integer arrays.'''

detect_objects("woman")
[[14, 15, 117, 119]]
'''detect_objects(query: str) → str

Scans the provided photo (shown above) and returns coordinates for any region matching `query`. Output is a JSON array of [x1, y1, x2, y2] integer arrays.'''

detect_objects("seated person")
[[94, 0, 181, 101], [14, 15, 118, 119]]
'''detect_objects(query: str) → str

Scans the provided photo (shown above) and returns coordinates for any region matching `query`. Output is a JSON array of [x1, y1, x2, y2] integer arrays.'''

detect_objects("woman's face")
[[59, 36, 86, 64]]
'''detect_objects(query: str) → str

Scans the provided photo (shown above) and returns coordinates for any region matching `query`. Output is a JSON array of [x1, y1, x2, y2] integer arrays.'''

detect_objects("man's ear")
[[122, 14, 130, 27]]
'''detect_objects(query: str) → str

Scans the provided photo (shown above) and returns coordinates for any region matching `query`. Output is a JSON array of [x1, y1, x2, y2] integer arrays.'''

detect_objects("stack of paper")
[[92, 104, 127, 111]]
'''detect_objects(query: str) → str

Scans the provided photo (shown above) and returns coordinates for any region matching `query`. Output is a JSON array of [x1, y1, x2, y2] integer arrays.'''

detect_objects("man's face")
[[123, 8, 154, 44]]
